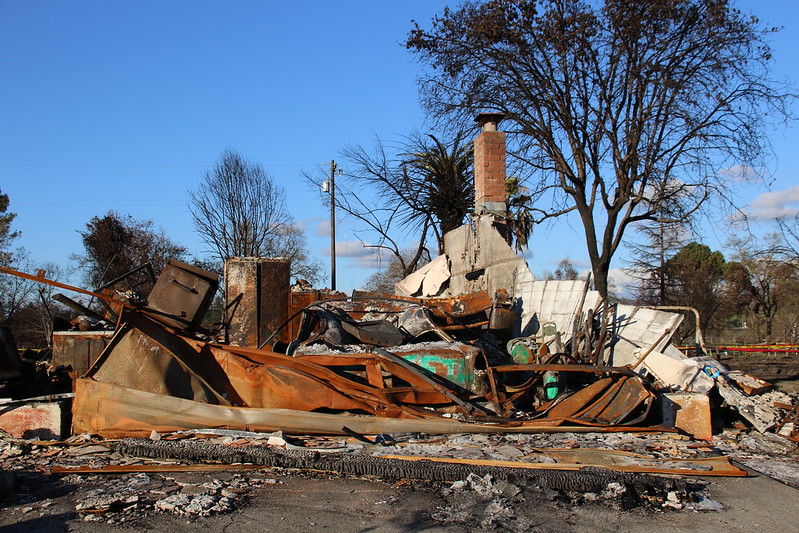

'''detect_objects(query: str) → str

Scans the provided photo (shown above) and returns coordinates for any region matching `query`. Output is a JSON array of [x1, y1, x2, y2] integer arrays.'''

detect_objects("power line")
[[0, 162, 317, 169]]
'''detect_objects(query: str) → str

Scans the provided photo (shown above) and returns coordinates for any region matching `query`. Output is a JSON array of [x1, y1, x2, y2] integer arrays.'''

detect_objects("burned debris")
[[1, 239, 796, 526], [62, 275, 678, 437], [1, 115, 798, 528]]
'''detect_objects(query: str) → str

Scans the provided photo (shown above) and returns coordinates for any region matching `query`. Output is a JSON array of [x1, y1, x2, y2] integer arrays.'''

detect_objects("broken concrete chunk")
[[716, 379, 785, 433], [639, 350, 714, 393], [688, 494, 724, 512], [267, 435, 287, 447], [0, 398, 71, 440], [725, 371, 773, 396], [395, 254, 450, 298], [661, 393, 713, 441]]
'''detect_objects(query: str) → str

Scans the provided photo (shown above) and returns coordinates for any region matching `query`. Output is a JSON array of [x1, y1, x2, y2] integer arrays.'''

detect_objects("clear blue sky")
[[2, 1, 798, 293]]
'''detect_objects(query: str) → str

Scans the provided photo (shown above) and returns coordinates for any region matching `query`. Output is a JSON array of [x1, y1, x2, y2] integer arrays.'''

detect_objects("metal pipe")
[[643, 305, 706, 355]]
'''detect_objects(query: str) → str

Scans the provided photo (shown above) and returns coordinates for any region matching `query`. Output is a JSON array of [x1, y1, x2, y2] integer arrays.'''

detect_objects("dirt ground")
[[2, 424, 798, 533], [718, 350, 799, 395], [1, 464, 798, 533]]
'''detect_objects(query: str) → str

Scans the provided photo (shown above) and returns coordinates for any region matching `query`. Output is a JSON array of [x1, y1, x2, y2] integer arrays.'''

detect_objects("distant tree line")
[[626, 225, 799, 344]]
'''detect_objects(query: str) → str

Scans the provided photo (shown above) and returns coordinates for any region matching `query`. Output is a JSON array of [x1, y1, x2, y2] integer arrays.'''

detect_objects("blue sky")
[[2, 1, 798, 293]]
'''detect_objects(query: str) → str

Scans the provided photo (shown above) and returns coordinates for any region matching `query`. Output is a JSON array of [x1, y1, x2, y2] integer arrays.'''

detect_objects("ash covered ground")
[[2, 427, 797, 533]]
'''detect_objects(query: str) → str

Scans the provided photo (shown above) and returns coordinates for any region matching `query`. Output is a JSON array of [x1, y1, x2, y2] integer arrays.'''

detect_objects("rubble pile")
[[1, 244, 799, 526], [0, 433, 279, 524], [0, 428, 750, 525], [1, 408, 797, 529], [431, 471, 720, 530]]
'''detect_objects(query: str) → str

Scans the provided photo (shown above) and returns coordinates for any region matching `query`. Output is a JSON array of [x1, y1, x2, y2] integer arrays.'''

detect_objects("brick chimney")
[[474, 112, 507, 215]]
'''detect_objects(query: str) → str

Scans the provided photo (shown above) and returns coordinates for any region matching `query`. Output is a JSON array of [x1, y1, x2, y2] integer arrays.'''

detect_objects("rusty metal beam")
[[0, 266, 192, 330], [492, 363, 636, 375], [0, 266, 125, 307]]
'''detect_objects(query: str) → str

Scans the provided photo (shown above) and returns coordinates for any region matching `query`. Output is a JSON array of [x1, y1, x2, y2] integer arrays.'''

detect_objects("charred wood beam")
[[111, 438, 704, 491]]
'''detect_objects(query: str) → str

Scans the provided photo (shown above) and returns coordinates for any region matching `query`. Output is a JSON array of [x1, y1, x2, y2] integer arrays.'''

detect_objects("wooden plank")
[[381, 452, 747, 477], [52, 464, 266, 474]]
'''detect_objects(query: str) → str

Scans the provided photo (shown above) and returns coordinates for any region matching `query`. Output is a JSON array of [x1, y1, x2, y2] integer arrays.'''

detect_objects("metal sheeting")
[[225, 258, 290, 348], [294, 342, 487, 395], [85, 312, 480, 420], [608, 305, 683, 366], [51, 331, 114, 377], [74, 307, 664, 436], [87, 318, 230, 406], [71, 378, 665, 439], [543, 376, 654, 426], [146, 259, 219, 331], [516, 280, 603, 339]]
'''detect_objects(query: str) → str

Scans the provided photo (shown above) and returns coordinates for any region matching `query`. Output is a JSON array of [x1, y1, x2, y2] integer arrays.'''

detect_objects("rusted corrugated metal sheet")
[[74, 309, 664, 436], [71, 378, 666, 439], [86, 311, 232, 406], [340, 291, 496, 322], [217, 342, 472, 416], [84, 312, 479, 420]]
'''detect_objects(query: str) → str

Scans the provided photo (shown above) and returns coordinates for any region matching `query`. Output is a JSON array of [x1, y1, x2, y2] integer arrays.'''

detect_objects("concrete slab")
[[0, 399, 71, 440]]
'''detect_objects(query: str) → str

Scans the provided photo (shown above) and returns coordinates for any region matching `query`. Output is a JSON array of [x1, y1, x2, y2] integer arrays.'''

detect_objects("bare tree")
[[0, 248, 38, 323], [74, 211, 187, 293], [407, 0, 794, 297], [544, 258, 579, 281], [0, 250, 72, 348], [10, 262, 72, 348], [190, 149, 320, 283], [775, 214, 799, 268], [728, 233, 799, 340], [274, 223, 322, 283]]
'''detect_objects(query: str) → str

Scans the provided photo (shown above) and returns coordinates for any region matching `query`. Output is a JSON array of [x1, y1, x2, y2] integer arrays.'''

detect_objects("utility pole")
[[329, 160, 337, 290]]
